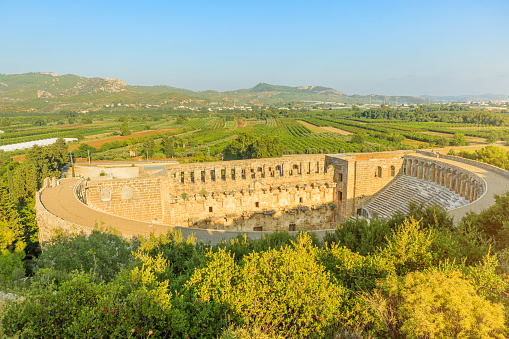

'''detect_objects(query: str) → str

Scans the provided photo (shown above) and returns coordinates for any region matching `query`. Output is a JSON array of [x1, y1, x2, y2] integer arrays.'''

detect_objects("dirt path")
[[297, 120, 353, 135], [297, 121, 324, 133], [320, 126, 353, 135]]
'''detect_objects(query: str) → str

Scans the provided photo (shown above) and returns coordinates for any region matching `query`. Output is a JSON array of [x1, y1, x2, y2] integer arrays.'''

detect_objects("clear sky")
[[1, 0, 508, 96]]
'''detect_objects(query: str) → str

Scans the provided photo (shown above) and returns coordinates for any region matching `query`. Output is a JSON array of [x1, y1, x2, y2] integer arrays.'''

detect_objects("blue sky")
[[1, 0, 508, 96]]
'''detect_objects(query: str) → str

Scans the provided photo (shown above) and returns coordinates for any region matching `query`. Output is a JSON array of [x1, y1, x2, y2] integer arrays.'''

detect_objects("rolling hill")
[[0, 72, 431, 111]]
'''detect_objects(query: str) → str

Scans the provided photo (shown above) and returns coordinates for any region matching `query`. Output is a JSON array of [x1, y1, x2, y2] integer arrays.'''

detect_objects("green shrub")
[[188, 233, 345, 338], [324, 217, 391, 256], [381, 270, 506, 338], [35, 229, 138, 283]]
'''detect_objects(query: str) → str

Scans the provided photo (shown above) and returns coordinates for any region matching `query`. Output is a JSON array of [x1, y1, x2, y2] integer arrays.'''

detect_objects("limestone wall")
[[86, 177, 165, 224], [163, 183, 336, 231], [326, 154, 405, 218], [161, 154, 334, 195], [39, 151, 505, 241], [85, 155, 336, 231], [36, 182, 94, 243]]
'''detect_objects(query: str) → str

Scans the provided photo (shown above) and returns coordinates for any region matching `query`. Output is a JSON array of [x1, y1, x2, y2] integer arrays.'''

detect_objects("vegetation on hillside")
[[1, 199, 509, 338]]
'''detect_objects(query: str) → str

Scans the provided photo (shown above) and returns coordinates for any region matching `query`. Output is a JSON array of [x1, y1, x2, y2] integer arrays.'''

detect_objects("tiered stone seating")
[[366, 175, 469, 219]]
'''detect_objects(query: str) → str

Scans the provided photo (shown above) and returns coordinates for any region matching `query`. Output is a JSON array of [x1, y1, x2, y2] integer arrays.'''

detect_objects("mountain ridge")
[[0, 72, 432, 111]]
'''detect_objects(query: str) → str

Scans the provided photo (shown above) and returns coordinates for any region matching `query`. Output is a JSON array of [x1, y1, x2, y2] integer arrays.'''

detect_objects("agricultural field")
[[68, 129, 176, 150], [0, 105, 508, 163]]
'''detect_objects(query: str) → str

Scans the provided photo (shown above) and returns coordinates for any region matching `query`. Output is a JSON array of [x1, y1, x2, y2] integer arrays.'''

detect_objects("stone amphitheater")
[[36, 150, 509, 244]]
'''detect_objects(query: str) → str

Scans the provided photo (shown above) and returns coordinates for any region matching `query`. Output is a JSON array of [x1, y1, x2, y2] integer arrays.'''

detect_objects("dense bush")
[[369, 270, 506, 338], [35, 229, 139, 282], [2, 199, 509, 338], [187, 233, 345, 338]]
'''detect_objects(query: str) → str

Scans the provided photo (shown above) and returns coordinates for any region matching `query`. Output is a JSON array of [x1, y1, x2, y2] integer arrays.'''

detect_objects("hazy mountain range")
[[1, 72, 504, 113]]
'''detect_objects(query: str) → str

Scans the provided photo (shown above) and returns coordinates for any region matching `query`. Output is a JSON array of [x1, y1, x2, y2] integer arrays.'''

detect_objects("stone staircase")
[[365, 175, 469, 219]]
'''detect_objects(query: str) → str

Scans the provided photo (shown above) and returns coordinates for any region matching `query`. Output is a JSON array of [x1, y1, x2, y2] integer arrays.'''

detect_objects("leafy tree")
[[223, 132, 257, 160], [33, 118, 46, 126], [176, 116, 186, 124], [452, 132, 468, 146], [437, 137, 448, 147], [380, 218, 435, 275], [0, 221, 26, 285], [389, 202, 453, 230], [351, 133, 365, 144], [120, 121, 131, 136], [136, 230, 205, 290], [161, 136, 175, 158], [0, 140, 69, 261], [474, 146, 509, 169], [223, 132, 282, 160], [460, 191, 509, 250], [73, 143, 96, 158], [324, 217, 391, 256], [254, 134, 282, 158], [487, 131, 499, 144], [142, 138, 155, 158]]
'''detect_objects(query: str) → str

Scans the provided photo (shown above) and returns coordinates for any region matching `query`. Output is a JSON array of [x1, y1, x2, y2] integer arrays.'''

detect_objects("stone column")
[[283, 163, 290, 177], [450, 171, 456, 192], [461, 175, 468, 197], [466, 181, 472, 201]]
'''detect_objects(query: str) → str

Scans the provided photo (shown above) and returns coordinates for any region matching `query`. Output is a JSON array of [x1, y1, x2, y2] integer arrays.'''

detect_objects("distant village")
[[98, 98, 509, 113]]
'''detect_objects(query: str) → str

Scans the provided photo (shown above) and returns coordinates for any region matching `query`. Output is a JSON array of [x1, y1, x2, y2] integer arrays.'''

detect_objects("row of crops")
[[225, 120, 237, 129], [306, 117, 456, 145], [8, 112, 506, 161]]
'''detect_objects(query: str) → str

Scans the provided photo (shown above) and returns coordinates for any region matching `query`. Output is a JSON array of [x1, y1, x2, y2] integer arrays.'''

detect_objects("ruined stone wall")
[[85, 152, 489, 226], [86, 155, 336, 231], [161, 154, 333, 195], [86, 177, 165, 224], [43, 151, 502, 239], [326, 154, 405, 218], [162, 183, 336, 231], [404, 154, 485, 202]]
